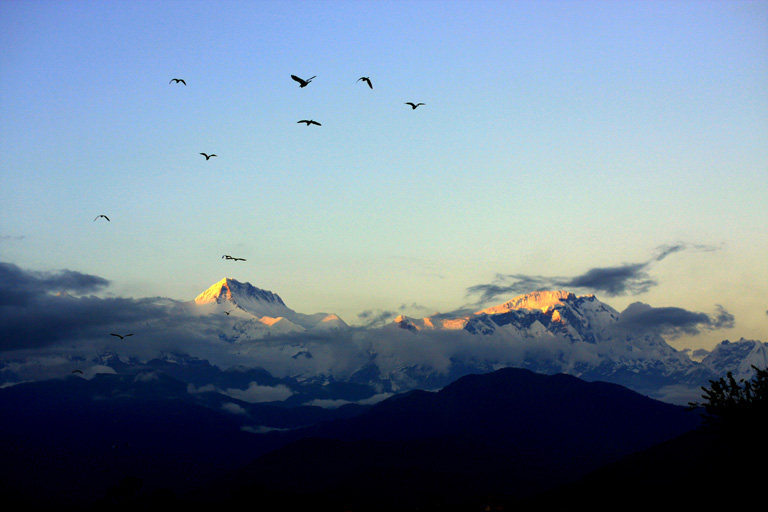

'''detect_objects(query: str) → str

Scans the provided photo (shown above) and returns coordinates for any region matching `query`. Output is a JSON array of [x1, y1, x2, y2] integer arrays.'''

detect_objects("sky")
[[1, 0, 766, 353]]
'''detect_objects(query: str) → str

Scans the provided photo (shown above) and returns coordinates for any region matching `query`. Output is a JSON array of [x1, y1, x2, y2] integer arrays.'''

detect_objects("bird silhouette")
[[110, 333, 133, 340], [297, 120, 321, 126], [405, 102, 425, 109], [291, 75, 316, 88], [222, 255, 246, 261], [357, 77, 373, 89], [200, 153, 217, 160], [94, 215, 110, 222], [224, 310, 234, 315], [169, 78, 186, 85], [72, 369, 83, 374]]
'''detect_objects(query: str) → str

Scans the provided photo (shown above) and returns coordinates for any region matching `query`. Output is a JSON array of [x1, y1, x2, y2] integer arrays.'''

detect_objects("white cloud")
[[222, 402, 248, 415], [223, 382, 294, 403]]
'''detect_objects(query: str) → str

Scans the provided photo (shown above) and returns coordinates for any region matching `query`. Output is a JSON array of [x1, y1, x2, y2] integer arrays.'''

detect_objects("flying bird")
[[94, 215, 110, 222], [110, 333, 133, 340], [297, 119, 321, 126], [169, 78, 186, 85], [291, 75, 316, 88], [200, 153, 217, 160], [224, 310, 234, 315], [72, 369, 83, 374], [357, 77, 372, 89], [222, 255, 246, 261], [405, 102, 425, 109]]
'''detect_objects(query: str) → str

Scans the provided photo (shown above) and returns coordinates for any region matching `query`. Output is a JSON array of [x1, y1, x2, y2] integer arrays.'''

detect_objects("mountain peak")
[[476, 290, 576, 315], [194, 278, 286, 307]]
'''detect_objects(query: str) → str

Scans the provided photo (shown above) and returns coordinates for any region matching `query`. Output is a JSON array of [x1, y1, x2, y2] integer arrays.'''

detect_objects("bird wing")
[[298, 120, 309, 124], [307, 75, 316, 81], [110, 333, 122, 338], [104, 216, 110, 221], [125, 334, 133, 337], [180, 80, 186, 85], [311, 121, 321, 126], [291, 75, 306, 85]]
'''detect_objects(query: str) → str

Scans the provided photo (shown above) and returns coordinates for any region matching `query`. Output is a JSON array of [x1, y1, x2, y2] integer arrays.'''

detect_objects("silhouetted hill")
[[202, 368, 702, 510], [0, 371, 366, 507]]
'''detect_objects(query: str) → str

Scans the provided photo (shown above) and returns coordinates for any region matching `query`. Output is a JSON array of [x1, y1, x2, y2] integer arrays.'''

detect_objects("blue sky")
[[1, 0, 766, 352]]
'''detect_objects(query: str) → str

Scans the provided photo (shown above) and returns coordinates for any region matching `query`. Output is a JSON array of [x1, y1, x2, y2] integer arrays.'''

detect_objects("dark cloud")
[[467, 242, 721, 305], [563, 263, 655, 296], [466, 263, 655, 304], [711, 304, 735, 330], [399, 302, 429, 312], [615, 302, 735, 339], [653, 242, 720, 262], [466, 274, 554, 304], [0, 262, 174, 351], [357, 309, 398, 327], [0, 262, 109, 307]]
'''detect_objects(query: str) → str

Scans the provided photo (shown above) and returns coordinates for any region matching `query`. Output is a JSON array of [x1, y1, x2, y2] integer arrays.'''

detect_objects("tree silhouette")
[[689, 365, 768, 433]]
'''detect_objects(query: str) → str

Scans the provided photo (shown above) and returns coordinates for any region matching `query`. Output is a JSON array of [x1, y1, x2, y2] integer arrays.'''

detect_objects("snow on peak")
[[477, 290, 576, 315], [194, 278, 286, 306], [193, 278, 346, 332]]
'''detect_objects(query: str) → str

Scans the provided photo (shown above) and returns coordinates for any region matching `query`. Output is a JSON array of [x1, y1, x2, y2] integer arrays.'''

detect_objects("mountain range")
[[186, 278, 766, 404], [3, 277, 764, 407]]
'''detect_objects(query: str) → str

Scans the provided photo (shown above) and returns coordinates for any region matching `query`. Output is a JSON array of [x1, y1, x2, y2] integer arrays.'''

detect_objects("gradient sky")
[[1, 0, 766, 352]]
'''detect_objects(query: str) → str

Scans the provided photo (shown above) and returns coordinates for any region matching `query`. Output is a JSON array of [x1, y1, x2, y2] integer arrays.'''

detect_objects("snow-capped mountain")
[[394, 290, 621, 342], [193, 278, 348, 334], [378, 290, 721, 400], [700, 338, 768, 380]]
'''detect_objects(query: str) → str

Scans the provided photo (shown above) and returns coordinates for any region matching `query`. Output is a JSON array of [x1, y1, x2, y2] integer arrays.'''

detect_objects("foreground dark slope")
[[0, 371, 364, 506], [202, 368, 702, 510]]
